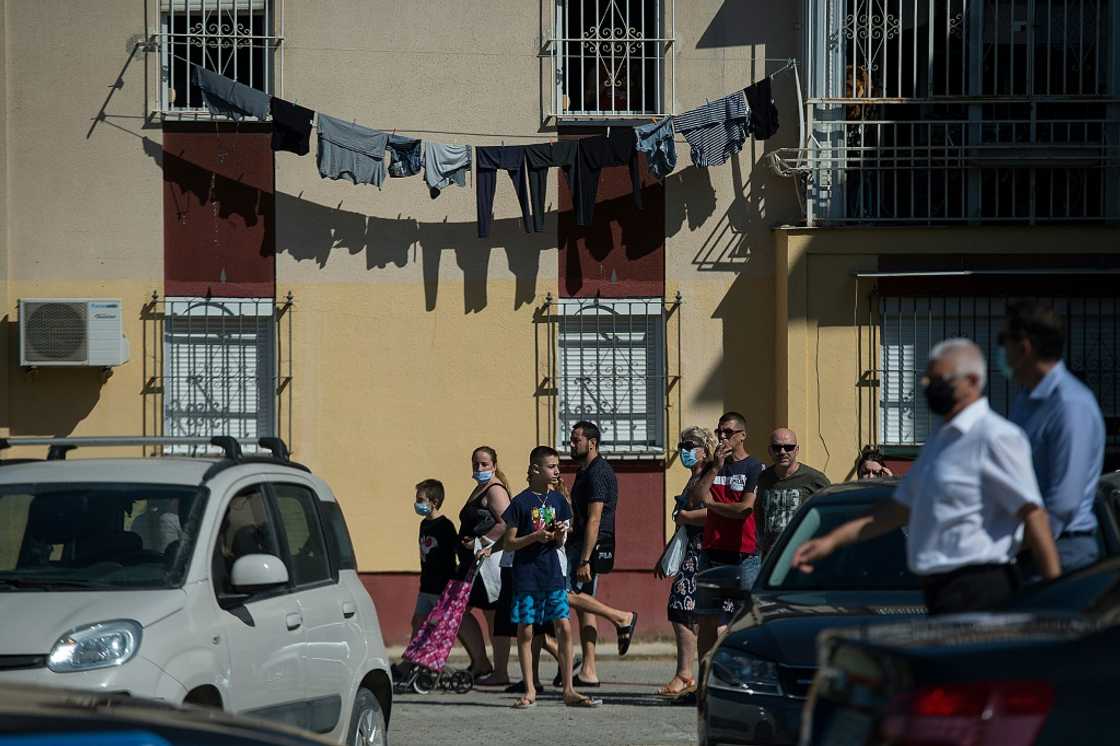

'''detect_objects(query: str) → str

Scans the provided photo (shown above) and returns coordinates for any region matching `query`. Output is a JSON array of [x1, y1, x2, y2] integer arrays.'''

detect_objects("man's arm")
[[703, 491, 756, 519], [686, 459, 721, 506], [580, 501, 604, 564], [1020, 503, 1061, 579], [1039, 410, 1099, 538], [501, 524, 553, 553], [792, 500, 909, 572]]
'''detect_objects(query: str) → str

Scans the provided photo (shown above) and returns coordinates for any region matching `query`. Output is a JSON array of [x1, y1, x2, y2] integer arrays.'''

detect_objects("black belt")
[[1058, 530, 1095, 539]]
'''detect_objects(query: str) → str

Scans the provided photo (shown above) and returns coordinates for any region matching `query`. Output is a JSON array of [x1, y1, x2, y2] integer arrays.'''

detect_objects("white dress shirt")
[[893, 397, 1043, 576]]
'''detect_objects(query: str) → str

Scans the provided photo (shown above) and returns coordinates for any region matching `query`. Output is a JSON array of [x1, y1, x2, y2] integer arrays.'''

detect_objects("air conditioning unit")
[[19, 299, 130, 367]]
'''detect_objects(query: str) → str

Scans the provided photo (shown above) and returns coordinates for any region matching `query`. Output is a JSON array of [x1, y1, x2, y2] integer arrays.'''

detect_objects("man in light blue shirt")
[[1000, 300, 1105, 573]]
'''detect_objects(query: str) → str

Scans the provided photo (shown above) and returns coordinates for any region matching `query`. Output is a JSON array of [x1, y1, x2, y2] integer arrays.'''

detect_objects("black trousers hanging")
[[476, 145, 532, 238], [572, 128, 643, 227], [525, 141, 579, 233]]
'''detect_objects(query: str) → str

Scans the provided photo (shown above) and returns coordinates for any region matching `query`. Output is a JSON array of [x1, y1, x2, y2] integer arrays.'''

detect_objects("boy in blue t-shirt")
[[501, 446, 601, 709]]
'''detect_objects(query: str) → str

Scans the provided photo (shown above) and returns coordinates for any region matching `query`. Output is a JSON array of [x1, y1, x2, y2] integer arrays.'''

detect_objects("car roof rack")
[[0, 436, 310, 476]]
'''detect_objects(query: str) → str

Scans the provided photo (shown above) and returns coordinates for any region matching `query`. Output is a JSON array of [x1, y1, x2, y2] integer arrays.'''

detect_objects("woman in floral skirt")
[[654, 425, 716, 699]]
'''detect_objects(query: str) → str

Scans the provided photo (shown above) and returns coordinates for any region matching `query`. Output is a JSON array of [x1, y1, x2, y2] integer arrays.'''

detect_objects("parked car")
[[801, 556, 1120, 746], [0, 682, 339, 745], [697, 480, 926, 746], [0, 437, 391, 746], [799, 470, 1120, 746]]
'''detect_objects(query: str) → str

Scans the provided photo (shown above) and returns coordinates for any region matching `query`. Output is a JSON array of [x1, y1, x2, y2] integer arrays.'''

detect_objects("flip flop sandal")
[[565, 696, 603, 708], [656, 677, 695, 697], [475, 674, 511, 687], [504, 680, 545, 694], [572, 675, 601, 688], [512, 697, 537, 710], [616, 611, 639, 656]]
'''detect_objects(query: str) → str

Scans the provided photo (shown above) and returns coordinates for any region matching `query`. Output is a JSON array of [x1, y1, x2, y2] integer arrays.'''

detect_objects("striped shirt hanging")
[[672, 90, 750, 168]]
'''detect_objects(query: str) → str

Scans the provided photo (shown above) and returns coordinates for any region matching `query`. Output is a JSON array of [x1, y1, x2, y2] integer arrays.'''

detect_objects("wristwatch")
[[577, 559, 590, 567]]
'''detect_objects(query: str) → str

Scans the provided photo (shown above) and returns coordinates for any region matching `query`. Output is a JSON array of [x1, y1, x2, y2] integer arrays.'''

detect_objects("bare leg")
[[567, 592, 632, 628], [576, 608, 600, 682], [697, 615, 725, 667], [673, 621, 697, 682], [458, 610, 491, 675], [554, 618, 579, 701], [530, 633, 544, 685], [515, 624, 536, 706], [479, 609, 511, 684]]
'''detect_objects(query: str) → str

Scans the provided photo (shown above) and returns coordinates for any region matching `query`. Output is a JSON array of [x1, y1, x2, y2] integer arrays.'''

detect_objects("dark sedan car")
[[801, 557, 1120, 746], [0, 684, 336, 745], [697, 480, 927, 746]]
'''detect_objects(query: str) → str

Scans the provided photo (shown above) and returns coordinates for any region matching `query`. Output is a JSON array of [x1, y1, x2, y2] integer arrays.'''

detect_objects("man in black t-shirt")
[[562, 421, 638, 687], [755, 428, 831, 556]]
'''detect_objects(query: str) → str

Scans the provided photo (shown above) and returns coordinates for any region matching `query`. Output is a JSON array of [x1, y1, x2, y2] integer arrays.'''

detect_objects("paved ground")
[[388, 650, 696, 746]]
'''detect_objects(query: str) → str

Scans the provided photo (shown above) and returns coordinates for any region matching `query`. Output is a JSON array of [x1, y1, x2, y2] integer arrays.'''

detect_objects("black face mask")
[[923, 377, 958, 417]]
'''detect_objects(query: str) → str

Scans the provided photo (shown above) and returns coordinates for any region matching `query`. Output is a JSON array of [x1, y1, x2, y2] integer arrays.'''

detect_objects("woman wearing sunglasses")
[[653, 425, 717, 700]]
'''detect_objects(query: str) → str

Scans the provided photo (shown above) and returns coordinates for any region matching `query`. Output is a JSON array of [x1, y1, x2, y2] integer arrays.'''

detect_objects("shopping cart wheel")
[[412, 668, 437, 695], [451, 670, 474, 694], [437, 670, 455, 691]]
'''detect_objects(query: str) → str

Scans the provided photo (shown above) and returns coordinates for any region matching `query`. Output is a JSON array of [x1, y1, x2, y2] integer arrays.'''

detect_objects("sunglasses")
[[770, 443, 797, 452], [715, 428, 744, 439], [677, 441, 700, 451]]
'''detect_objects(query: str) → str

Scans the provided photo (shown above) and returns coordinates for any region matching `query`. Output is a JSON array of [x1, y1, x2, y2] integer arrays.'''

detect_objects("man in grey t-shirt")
[[756, 428, 830, 556]]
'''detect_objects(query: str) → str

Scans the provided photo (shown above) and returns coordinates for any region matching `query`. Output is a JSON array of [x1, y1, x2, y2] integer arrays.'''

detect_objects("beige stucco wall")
[[776, 226, 1120, 484], [1, 0, 10, 433]]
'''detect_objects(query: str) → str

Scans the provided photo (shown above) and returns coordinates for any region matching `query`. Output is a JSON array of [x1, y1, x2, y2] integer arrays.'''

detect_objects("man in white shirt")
[[793, 338, 1061, 614]]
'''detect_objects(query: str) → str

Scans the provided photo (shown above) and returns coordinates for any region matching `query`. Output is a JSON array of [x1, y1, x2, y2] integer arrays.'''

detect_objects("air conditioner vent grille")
[[25, 303, 88, 361]]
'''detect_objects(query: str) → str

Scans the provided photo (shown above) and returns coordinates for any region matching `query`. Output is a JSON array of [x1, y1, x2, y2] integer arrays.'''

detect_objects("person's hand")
[[534, 528, 556, 545], [653, 565, 667, 580], [714, 440, 734, 464], [791, 536, 837, 573], [673, 511, 685, 526], [882, 466, 894, 477], [475, 544, 493, 560], [576, 563, 593, 583]]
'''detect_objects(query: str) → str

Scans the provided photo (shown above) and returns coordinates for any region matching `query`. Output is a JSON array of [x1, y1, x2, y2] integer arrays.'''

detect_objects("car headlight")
[[48, 620, 142, 673], [709, 647, 782, 696]]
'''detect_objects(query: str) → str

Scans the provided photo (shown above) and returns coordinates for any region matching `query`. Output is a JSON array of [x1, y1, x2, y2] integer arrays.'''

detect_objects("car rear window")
[[765, 503, 919, 591], [319, 500, 357, 571]]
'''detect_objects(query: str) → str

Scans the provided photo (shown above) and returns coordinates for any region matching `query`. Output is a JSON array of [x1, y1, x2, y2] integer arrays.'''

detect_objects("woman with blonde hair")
[[455, 446, 515, 684], [654, 425, 717, 699]]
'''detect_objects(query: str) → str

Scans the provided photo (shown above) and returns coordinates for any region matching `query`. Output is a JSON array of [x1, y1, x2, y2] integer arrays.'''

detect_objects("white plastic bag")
[[657, 526, 689, 577]]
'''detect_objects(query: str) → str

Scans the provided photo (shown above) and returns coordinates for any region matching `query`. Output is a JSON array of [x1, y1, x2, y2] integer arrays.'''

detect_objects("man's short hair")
[[572, 420, 602, 446], [529, 445, 560, 466], [415, 479, 445, 509], [929, 337, 987, 390], [1006, 299, 1065, 361], [719, 411, 748, 432]]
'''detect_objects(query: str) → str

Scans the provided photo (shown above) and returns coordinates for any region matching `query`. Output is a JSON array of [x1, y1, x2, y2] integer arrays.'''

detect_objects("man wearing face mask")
[[999, 300, 1105, 574], [793, 339, 1061, 615]]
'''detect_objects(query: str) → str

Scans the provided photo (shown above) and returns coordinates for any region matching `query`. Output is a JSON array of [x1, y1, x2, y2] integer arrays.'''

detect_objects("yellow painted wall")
[[775, 226, 1120, 484]]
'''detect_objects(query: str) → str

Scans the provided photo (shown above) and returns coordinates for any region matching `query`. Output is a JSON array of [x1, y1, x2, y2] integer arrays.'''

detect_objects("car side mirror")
[[231, 554, 289, 591], [695, 564, 754, 602]]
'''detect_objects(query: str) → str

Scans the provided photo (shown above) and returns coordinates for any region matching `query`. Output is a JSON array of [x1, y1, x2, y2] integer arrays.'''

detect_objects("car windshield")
[[763, 503, 920, 592], [0, 483, 205, 591]]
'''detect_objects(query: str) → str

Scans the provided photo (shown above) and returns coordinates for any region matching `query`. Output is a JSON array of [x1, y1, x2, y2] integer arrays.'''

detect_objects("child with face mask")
[[412, 479, 459, 633]]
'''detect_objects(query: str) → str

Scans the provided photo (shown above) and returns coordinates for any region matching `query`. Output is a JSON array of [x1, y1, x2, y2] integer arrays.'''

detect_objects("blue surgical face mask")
[[414, 501, 432, 517], [473, 470, 494, 483], [680, 448, 700, 469], [995, 346, 1015, 380]]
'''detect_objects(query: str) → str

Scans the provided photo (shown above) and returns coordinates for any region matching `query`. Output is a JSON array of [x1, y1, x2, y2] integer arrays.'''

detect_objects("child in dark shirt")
[[413, 479, 458, 633], [501, 446, 600, 709]]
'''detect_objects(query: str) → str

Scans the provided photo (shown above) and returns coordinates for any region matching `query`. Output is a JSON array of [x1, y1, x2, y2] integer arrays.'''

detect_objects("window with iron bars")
[[157, 0, 282, 117], [552, 298, 668, 454], [875, 295, 1120, 446], [550, 0, 674, 120], [163, 298, 276, 453], [795, 0, 1120, 224]]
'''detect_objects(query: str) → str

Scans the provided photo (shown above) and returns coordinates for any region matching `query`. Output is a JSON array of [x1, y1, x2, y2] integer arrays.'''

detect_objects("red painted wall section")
[[558, 143, 666, 299], [360, 572, 674, 647], [162, 125, 275, 298]]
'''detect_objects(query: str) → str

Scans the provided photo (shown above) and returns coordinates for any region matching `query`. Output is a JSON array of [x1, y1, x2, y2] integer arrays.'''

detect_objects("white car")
[[0, 437, 391, 746]]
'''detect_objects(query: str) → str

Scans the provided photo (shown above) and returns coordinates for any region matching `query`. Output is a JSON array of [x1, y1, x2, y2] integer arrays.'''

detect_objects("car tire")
[[347, 687, 387, 746]]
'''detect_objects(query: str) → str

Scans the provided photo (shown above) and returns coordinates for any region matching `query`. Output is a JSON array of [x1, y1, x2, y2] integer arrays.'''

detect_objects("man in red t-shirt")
[[686, 411, 764, 661]]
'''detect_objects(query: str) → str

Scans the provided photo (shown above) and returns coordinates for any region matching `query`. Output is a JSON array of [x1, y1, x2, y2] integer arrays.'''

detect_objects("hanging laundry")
[[476, 146, 532, 238], [422, 142, 472, 198], [524, 141, 578, 232], [634, 118, 677, 180], [193, 66, 269, 121], [572, 128, 642, 227], [270, 98, 314, 156], [316, 113, 390, 188], [744, 78, 780, 140], [387, 134, 423, 178], [673, 90, 750, 168]]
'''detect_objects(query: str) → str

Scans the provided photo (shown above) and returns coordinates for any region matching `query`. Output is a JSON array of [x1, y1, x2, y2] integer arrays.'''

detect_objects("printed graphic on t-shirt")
[[729, 473, 748, 491], [419, 534, 439, 560], [531, 505, 557, 532], [763, 488, 805, 540]]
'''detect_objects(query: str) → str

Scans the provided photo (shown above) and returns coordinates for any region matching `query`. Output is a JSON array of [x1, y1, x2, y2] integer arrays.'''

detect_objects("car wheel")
[[347, 687, 387, 746]]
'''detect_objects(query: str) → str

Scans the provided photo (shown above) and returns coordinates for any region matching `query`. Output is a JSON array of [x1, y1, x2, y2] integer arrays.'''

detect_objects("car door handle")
[[285, 612, 303, 631], [341, 601, 357, 619]]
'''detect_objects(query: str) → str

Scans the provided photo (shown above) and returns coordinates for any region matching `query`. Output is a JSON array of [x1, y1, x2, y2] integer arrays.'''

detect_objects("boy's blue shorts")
[[510, 589, 570, 626]]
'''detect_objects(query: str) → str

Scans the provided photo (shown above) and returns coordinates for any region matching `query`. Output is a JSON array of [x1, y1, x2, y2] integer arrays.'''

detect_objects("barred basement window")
[[163, 298, 276, 452], [551, 0, 674, 119], [555, 298, 667, 454], [877, 296, 1120, 446], [158, 0, 282, 116]]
